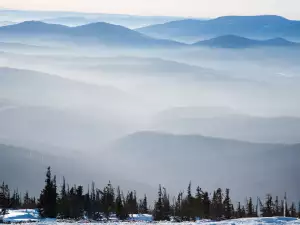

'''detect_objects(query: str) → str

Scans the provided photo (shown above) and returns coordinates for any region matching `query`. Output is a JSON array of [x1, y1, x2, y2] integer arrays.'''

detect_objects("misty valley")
[[1, 9, 300, 224]]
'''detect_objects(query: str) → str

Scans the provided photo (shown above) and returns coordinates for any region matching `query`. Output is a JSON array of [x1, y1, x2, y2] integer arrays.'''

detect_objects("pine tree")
[[246, 197, 255, 217], [101, 182, 115, 219], [211, 188, 223, 220], [162, 187, 170, 220], [223, 189, 232, 219], [195, 186, 204, 218], [140, 194, 148, 214], [273, 196, 280, 216], [290, 202, 297, 217], [153, 184, 163, 221], [260, 194, 274, 217], [236, 202, 242, 218], [202, 192, 210, 219], [0, 182, 10, 214], [38, 167, 57, 218], [115, 186, 127, 220]]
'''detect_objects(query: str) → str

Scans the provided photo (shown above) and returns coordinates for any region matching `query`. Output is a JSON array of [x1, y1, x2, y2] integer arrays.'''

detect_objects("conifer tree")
[[38, 167, 57, 218], [140, 194, 148, 214], [246, 197, 255, 217], [290, 202, 297, 217], [202, 192, 210, 219], [236, 202, 242, 218], [223, 189, 232, 219], [115, 186, 127, 220], [0, 182, 10, 214], [153, 184, 163, 221], [101, 182, 115, 219], [260, 194, 274, 217], [273, 196, 280, 216]]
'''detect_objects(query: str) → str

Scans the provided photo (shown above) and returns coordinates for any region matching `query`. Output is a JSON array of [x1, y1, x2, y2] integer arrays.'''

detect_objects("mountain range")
[[0, 19, 299, 49], [0, 21, 183, 48], [152, 107, 300, 144], [194, 35, 297, 48], [137, 15, 300, 42], [2, 130, 300, 202], [105, 131, 300, 201]]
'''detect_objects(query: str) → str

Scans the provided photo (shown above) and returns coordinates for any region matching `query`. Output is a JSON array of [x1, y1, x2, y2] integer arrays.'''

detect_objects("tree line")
[[1, 167, 300, 221]]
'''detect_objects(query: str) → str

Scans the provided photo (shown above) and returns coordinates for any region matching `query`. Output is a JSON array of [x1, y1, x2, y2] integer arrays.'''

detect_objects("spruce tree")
[[273, 196, 280, 216], [260, 194, 274, 217], [141, 194, 148, 214], [246, 197, 255, 217], [290, 202, 297, 217], [153, 184, 163, 221], [38, 167, 57, 218], [223, 189, 232, 219], [115, 186, 127, 220], [0, 182, 10, 214], [162, 187, 170, 220], [202, 192, 210, 219]]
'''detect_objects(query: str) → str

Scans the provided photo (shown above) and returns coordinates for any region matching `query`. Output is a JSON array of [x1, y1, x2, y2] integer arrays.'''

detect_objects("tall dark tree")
[[140, 194, 148, 214], [260, 194, 274, 217], [153, 184, 163, 221], [162, 187, 171, 220], [211, 188, 223, 220], [290, 202, 297, 217], [115, 186, 127, 220], [273, 196, 281, 216], [38, 167, 57, 218], [195, 186, 204, 218], [236, 202, 242, 218], [0, 182, 10, 215], [10, 189, 21, 209], [223, 189, 232, 219], [246, 197, 255, 217], [101, 182, 115, 219], [202, 192, 210, 219]]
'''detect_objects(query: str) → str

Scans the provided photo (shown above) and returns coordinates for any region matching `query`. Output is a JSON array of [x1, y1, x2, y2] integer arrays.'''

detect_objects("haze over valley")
[[1, 7, 300, 205]]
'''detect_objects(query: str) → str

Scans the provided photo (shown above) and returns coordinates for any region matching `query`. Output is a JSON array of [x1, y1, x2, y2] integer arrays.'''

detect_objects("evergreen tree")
[[162, 187, 170, 220], [57, 177, 70, 218], [260, 194, 274, 217], [195, 186, 204, 218], [0, 182, 10, 215], [236, 202, 242, 218], [202, 192, 210, 219], [223, 189, 233, 219], [153, 184, 163, 221], [290, 202, 297, 217], [10, 189, 21, 209], [38, 167, 57, 218], [140, 194, 148, 214], [101, 182, 115, 219], [211, 188, 223, 220], [273, 196, 281, 216], [115, 186, 127, 220], [246, 197, 255, 217]]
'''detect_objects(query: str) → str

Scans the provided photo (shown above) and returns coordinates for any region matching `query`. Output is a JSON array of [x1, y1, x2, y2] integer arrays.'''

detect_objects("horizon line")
[[0, 7, 298, 21]]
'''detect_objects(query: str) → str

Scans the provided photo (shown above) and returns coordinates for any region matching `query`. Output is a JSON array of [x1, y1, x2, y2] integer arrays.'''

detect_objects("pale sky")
[[1, 0, 300, 19]]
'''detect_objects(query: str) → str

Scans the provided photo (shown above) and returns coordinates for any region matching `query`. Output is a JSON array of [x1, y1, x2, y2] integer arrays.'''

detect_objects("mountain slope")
[[137, 15, 300, 41], [107, 131, 300, 201], [0, 21, 184, 47], [193, 35, 297, 48], [0, 143, 156, 199], [152, 107, 300, 143]]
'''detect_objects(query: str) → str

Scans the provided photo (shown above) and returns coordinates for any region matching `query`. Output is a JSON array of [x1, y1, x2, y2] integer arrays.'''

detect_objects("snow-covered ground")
[[1, 209, 39, 223], [1, 209, 300, 224]]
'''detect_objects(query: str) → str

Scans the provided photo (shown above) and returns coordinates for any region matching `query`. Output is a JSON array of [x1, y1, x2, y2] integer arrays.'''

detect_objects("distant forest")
[[1, 167, 300, 221]]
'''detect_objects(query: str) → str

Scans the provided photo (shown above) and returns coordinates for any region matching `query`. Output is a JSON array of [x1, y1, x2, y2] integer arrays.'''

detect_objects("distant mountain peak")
[[194, 35, 296, 48]]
